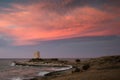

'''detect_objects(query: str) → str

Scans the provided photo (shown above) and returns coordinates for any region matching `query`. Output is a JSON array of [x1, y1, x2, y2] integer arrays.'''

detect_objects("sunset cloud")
[[0, 0, 120, 45]]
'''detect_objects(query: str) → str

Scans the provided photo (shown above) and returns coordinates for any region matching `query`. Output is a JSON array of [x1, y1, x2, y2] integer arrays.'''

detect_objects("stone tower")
[[34, 51, 40, 59]]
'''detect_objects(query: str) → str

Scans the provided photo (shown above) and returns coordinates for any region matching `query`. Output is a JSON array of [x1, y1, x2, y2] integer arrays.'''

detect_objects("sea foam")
[[38, 71, 50, 76], [11, 77, 22, 80]]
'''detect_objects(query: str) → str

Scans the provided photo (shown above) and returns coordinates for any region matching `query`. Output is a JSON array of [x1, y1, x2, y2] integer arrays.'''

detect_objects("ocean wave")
[[10, 77, 34, 80], [38, 71, 50, 76], [37, 65, 73, 76], [11, 77, 22, 80]]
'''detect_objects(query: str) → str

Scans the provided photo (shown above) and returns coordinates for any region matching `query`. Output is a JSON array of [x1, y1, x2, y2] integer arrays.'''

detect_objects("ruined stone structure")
[[34, 51, 40, 59]]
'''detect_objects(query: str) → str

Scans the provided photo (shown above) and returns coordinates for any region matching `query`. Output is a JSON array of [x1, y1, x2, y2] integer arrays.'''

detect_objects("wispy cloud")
[[0, 0, 120, 45]]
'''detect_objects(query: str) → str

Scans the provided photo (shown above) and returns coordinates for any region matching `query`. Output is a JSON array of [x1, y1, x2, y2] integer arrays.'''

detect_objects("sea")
[[0, 59, 61, 80]]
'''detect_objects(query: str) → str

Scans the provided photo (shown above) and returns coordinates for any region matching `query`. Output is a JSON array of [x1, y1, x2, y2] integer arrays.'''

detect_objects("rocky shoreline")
[[31, 56, 120, 80], [12, 56, 120, 80], [12, 60, 73, 80]]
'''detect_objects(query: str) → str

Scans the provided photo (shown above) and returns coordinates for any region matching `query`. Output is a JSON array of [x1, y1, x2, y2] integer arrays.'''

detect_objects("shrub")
[[74, 67, 80, 72], [72, 66, 81, 73], [82, 64, 90, 70], [75, 59, 81, 63]]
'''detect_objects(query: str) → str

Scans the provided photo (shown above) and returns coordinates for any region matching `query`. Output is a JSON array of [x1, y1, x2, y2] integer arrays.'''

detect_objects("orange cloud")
[[0, 3, 119, 45]]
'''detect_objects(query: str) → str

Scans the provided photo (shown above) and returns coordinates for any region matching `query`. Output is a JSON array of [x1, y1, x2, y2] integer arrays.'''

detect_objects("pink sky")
[[0, 0, 120, 45]]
